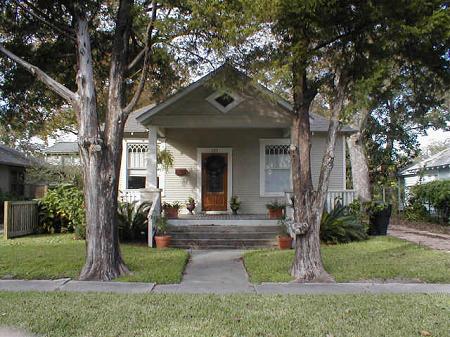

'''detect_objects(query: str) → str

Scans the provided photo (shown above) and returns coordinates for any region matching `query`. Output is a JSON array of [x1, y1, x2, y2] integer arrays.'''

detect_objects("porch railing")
[[324, 190, 356, 212], [284, 189, 356, 219], [3, 200, 39, 239], [119, 189, 141, 203]]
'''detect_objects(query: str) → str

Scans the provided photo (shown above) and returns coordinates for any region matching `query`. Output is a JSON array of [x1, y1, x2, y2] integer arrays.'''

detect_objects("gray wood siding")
[[162, 129, 346, 214]]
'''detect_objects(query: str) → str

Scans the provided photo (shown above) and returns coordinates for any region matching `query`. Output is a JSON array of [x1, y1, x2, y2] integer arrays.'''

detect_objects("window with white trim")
[[260, 139, 291, 196], [127, 143, 148, 189]]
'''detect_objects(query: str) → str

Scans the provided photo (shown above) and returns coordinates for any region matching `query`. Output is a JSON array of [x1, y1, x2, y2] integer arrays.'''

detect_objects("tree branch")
[[315, 70, 350, 208], [13, 0, 76, 41], [124, 0, 158, 114], [127, 48, 146, 71], [0, 44, 78, 104]]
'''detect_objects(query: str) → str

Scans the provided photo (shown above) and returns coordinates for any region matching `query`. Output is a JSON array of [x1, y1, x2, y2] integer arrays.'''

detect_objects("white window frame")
[[125, 140, 148, 190], [259, 138, 291, 197]]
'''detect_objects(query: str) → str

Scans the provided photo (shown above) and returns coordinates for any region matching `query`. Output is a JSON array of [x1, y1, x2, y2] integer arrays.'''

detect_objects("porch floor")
[[176, 214, 272, 220]]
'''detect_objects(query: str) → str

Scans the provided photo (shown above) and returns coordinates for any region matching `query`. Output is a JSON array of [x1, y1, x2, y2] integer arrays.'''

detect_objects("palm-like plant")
[[117, 201, 152, 242], [320, 203, 368, 244]]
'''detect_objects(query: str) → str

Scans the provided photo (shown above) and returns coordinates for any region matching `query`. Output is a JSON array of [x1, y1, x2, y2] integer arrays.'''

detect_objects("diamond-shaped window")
[[206, 90, 243, 113], [214, 93, 235, 108]]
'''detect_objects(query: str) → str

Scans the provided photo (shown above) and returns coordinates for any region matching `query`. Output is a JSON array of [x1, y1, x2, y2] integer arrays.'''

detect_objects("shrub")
[[408, 180, 450, 223], [38, 184, 85, 237], [320, 204, 368, 244], [117, 201, 152, 242]]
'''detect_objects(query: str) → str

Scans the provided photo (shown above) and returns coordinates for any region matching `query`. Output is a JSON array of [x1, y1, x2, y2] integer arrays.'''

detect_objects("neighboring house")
[[399, 147, 450, 189], [43, 142, 80, 166], [0, 144, 34, 197], [136, 65, 354, 215]]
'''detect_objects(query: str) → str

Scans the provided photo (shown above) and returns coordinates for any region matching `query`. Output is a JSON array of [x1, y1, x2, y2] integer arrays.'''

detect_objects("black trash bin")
[[369, 204, 392, 236]]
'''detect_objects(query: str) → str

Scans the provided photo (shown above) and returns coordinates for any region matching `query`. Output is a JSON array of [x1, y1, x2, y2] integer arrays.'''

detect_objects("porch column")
[[146, 125, 158, 189]]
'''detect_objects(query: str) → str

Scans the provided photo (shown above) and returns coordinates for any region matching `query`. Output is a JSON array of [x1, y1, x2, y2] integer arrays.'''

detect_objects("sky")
[[417, 129, 450, 150]]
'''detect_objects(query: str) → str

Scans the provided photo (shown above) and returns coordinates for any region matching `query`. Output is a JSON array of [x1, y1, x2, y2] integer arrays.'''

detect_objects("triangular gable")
[[136, 64, 354, 132]]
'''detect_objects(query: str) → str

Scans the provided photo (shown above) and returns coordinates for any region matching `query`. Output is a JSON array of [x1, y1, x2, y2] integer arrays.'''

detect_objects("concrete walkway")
[[154, 250, 254, 293], [389, 225, 450, 252]]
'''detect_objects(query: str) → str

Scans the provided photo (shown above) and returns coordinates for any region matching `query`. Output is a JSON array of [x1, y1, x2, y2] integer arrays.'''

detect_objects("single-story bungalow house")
[[135, 65, 355, 216], [399, 147, 450, 189]]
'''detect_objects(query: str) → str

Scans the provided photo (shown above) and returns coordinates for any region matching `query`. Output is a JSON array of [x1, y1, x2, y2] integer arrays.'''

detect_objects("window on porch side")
[[127, 143, 147, 189], [260, 139, 291, 197]]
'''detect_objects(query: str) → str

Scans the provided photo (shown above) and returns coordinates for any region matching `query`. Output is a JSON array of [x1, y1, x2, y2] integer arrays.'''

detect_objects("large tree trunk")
[[347, 108, 371, 202], [289, 64, 329, 281], [290, 69, 348, 282], [75, 9, 130, 281]]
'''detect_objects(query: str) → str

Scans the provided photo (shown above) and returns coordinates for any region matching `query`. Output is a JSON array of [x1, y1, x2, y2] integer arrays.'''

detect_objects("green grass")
[[0, 292, 448, 337], [244, 236, 450, 283], [0, 234, 189, 283]]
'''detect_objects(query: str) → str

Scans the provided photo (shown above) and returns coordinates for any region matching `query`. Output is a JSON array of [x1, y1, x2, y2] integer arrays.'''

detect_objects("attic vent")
[[206, 90, 243, 113], [215, 93, 234, 108]]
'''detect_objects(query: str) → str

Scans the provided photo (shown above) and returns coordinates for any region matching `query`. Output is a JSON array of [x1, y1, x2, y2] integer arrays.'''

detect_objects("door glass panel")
[[204, 155, 226, 193]]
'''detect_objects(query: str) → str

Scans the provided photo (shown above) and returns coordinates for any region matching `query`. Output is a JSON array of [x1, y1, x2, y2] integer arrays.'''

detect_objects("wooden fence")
[[3, 200, 39, 239]]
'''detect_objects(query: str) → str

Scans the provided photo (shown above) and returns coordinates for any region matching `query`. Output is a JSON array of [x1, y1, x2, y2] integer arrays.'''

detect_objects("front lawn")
[[0, 292, 448, 337], [244, 236, 450, 283], [0, 234, 189, 283]]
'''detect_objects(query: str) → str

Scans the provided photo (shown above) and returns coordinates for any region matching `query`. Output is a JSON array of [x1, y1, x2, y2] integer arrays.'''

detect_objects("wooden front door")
[[202, 153, 228, 211]]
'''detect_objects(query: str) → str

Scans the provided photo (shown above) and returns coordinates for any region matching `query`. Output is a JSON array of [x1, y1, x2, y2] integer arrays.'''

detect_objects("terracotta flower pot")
[[268, 208, 283, 219], [277, 235, 292, 249], [165, 207, 179, 219], [155, 235, 171, 248]]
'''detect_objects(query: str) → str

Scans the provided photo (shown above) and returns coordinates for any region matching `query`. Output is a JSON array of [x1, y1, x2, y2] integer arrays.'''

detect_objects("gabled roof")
[[44, 142, 78, 154], [136, 64, 355, 132], [400, 147, 450, 176], [0, 144, 34, 167], [124, 109, 149, 133]]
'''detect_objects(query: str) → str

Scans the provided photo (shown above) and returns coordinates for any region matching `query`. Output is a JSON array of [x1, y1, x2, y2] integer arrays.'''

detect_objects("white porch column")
[[146, 125, 158, 189]]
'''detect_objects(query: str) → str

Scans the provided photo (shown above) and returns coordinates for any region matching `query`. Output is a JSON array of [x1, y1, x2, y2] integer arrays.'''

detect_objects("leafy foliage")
[[38, 184, 85, 238], [157, 148, 174, 172], [265, 200, 285, 210], [117, 201, 152, 242], [26, 164, 83, 189], [407, 180, 450, 223], [155, 216, 169, 236], [320, 204, 368, 244]]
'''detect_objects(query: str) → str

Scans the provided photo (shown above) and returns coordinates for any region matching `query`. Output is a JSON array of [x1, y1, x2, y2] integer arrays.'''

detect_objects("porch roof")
[[136, 64, 355, 132]]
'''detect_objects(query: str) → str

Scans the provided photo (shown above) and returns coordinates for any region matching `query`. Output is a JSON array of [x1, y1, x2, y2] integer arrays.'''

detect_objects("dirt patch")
[[396, 219, 450, 235]]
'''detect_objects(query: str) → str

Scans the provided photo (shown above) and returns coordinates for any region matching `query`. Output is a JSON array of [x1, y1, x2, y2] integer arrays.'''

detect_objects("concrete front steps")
[[167, 224, 280, 249]]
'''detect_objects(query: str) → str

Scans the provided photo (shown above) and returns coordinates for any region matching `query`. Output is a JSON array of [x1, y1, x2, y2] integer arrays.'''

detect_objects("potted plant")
[[366, 202, 392, 236], [155, 216, 171, 248], [186, 197, 196, 214], [162, 201, 181, 219], [230, 196, 241, 215], [266, 200, 285, 219], [277, 222, 292, 249]]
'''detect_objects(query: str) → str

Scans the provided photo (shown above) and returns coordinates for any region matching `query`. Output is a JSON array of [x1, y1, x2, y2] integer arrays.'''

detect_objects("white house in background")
[[399, 147, 450, 189], [135, 65, 355, 215], [43, 142, 80, 166], [43, 111, 165, 202]]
